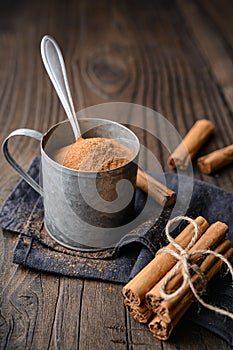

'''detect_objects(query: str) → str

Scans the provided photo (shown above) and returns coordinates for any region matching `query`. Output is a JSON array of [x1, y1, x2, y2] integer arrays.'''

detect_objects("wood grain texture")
[[0, 0, 233, 349], [79, 282, 128, 349]]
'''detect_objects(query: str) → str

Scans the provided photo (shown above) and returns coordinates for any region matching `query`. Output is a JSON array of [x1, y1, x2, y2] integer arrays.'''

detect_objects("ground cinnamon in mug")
[[62, 137, 134, 171]]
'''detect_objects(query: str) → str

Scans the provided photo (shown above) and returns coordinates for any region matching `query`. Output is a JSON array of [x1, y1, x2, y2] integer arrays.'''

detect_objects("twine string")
[[158, 216, 233, 320]]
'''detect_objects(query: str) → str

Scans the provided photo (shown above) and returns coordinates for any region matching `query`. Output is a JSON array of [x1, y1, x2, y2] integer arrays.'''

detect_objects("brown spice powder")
[[63, 137, 134, 171]]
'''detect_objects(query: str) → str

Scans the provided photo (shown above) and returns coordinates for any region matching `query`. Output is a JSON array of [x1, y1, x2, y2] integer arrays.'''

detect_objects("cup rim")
[[41, 118, 140, 175]]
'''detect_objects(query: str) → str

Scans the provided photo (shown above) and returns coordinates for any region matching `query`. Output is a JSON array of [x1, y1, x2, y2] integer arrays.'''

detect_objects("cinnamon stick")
[[148, 246, 233, 340], [156, 239, 231, 324], [123, 299, 153, 323], [145, 222, 228, 312], [122, 216, 209, 319], [197, 144, 233, 174], [136, 168, 176, 207], [167, 119, 215, 170]]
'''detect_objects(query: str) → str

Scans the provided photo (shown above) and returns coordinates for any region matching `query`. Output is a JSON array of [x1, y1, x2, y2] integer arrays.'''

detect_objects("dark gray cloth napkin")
[[0, 156, 232, 345]]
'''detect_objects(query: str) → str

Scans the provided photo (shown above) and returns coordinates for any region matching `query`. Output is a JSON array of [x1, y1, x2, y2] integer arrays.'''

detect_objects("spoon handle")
[[41, 35, 81, 139]]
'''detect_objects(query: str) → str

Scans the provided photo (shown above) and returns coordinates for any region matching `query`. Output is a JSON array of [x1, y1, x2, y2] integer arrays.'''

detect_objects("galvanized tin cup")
[[2, 118, 140, 251]]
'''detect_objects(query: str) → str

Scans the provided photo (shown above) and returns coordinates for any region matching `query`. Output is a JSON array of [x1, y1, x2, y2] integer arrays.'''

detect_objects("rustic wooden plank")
[[177, 0, 233, 115], [199, 0, 233, 51], [79, 281, 128, 350], [196, 0, 233, 115], [47, 278, 84, 350], [0, 231, 60, 349], [0, 229, 84, 350], [69, 0, 146, 109], [126, 312, 163, 349]]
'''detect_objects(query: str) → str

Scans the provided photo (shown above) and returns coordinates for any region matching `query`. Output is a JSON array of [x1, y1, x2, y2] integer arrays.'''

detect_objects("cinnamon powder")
[[63, 137, 134, 171]]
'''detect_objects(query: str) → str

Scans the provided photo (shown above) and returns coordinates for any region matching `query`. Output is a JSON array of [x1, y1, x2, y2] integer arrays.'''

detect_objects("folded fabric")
[[0, 156, 232, 345]]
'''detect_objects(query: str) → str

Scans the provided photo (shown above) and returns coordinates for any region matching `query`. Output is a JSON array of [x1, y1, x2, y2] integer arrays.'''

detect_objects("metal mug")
[[2, 118, 140, 251]]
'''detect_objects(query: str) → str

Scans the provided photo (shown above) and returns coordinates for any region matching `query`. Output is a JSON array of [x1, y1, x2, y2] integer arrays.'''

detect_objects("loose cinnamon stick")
[[197, 144, 233, 174], [145, 222, 228, 312], [148, 246, 233, 340], [136, 169, 176, 207], [167, 119, 215, 170], [122, 217, 208, 313]]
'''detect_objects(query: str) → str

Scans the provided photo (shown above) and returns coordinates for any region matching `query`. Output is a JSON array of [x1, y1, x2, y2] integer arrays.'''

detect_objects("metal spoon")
[[41, 35, 81, 140]]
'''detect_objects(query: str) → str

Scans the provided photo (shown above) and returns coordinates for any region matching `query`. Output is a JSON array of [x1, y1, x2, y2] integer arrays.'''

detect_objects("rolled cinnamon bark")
[[155, 239, 231, 324], [148, 246, 233, 340], [145, 222, 228, 312], [167, 119, 215, 170], [197, 144, 233, 174], [123, 299, 153, 323], [122, 217, 209, 315], [136, 169, 176, 207]]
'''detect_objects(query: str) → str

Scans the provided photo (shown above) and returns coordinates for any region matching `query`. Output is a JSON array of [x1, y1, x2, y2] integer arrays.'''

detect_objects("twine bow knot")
[[158, 216, 233, 320]]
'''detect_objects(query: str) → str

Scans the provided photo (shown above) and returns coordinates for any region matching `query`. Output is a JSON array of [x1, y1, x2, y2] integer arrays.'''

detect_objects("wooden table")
[[0, 1, 233, 349]]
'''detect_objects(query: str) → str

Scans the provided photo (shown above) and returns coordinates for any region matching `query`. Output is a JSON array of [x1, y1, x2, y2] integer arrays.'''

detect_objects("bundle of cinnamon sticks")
[[122, 216, 233, 340]]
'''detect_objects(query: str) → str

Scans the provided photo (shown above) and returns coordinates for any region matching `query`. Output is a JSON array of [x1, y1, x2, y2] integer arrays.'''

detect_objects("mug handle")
[[2, 128, 44, 196]]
